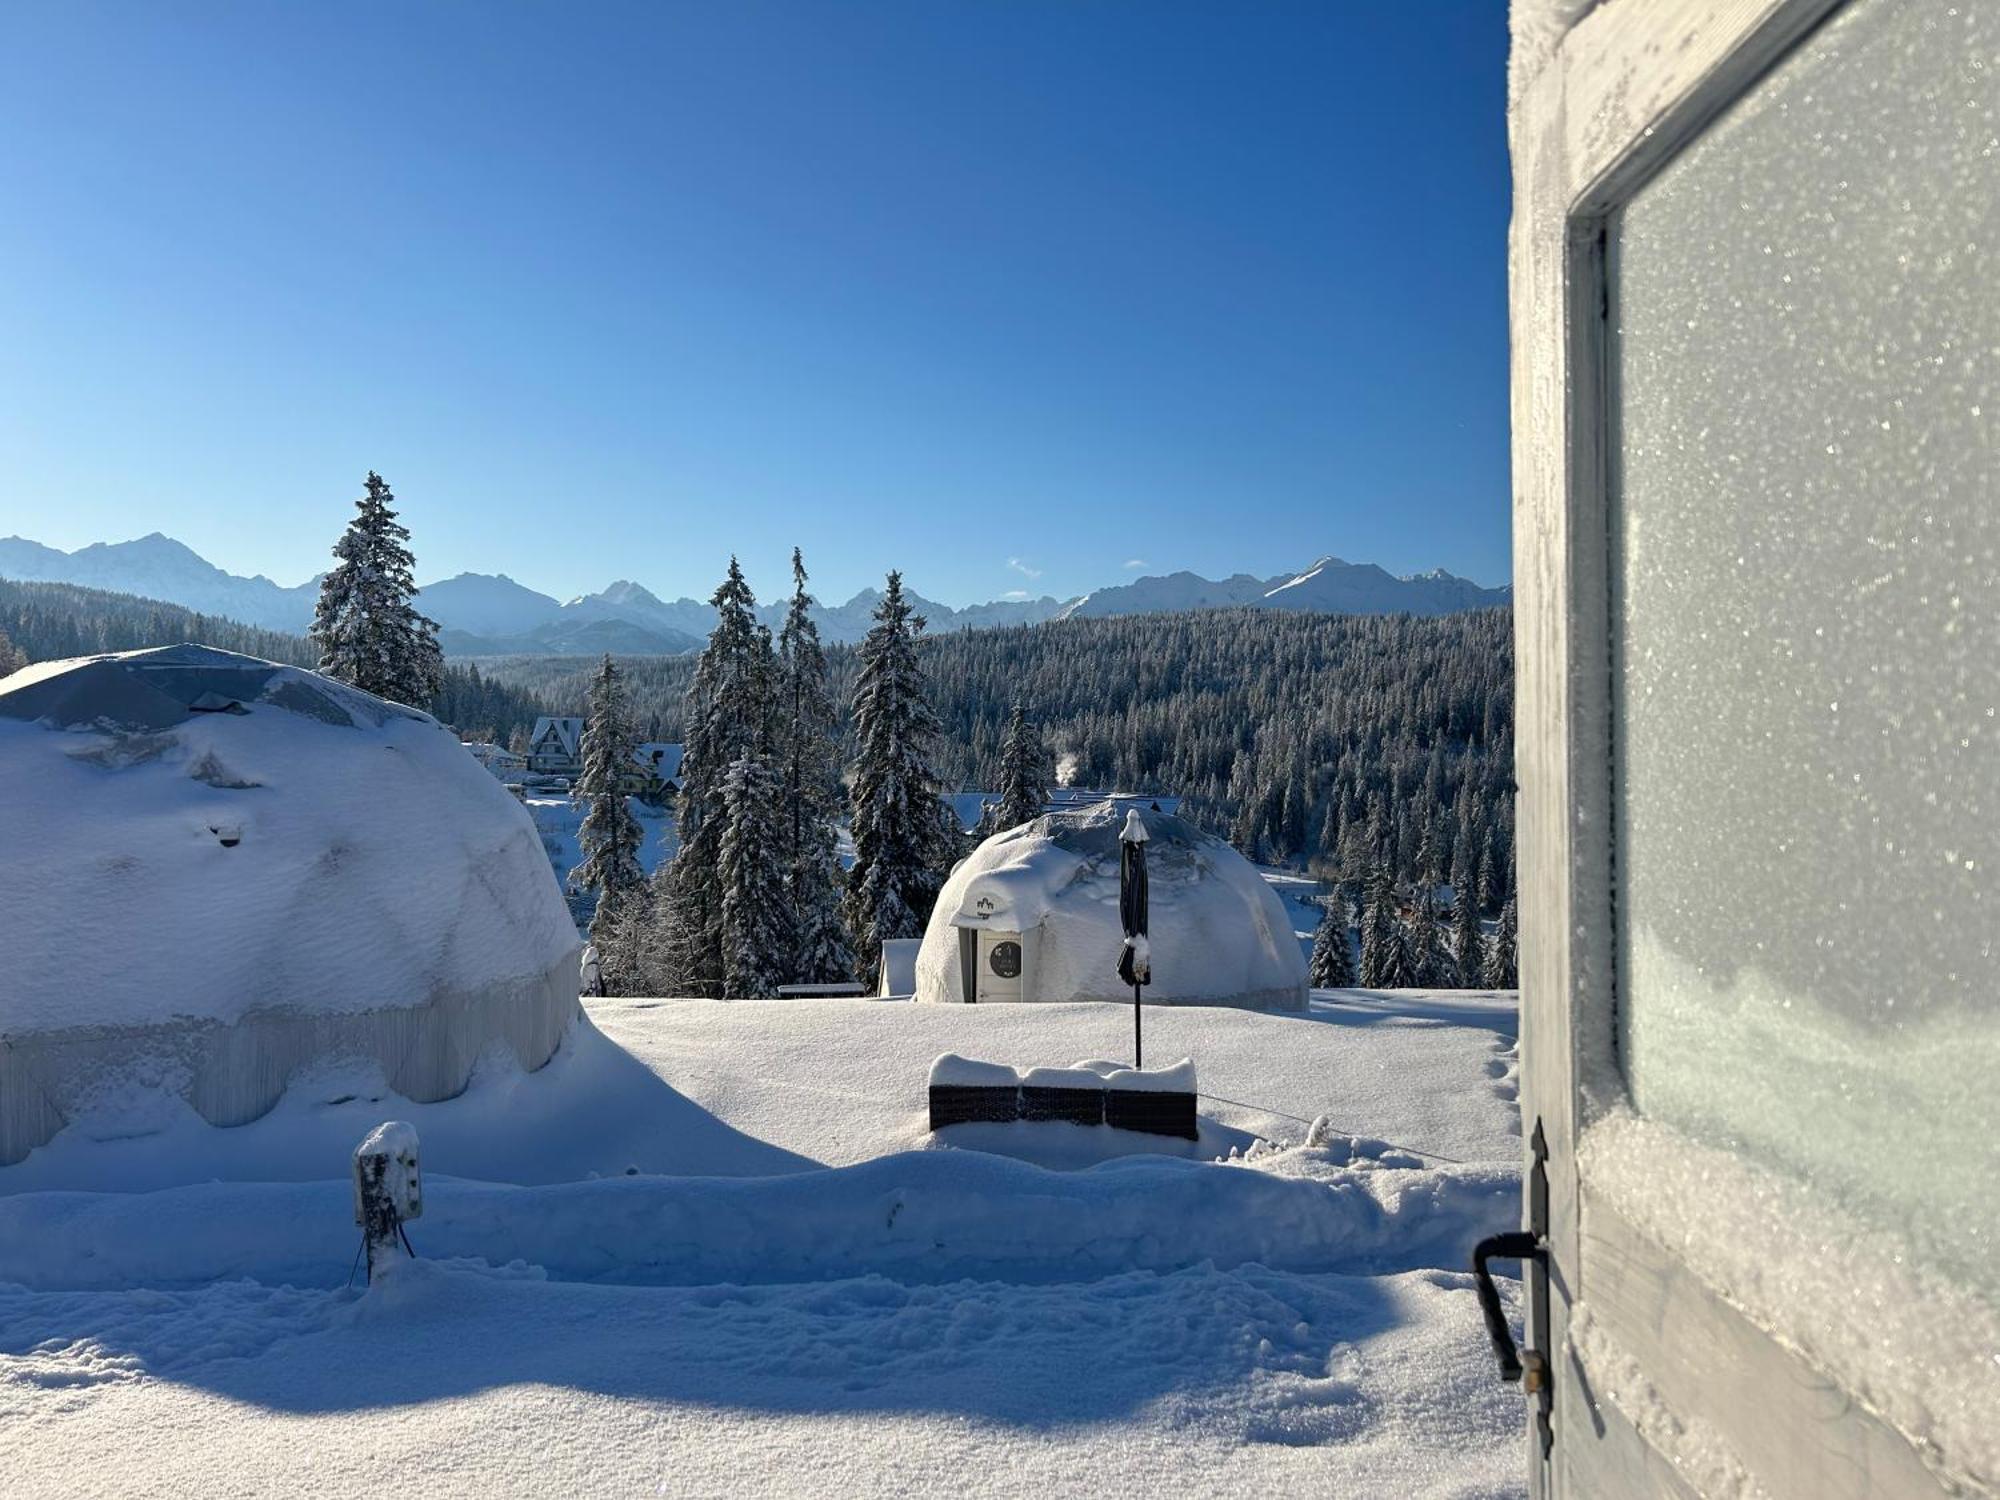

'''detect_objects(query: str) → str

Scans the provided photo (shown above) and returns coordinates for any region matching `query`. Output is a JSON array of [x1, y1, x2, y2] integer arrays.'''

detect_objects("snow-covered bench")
[[927, 1055, 1198, 1140]]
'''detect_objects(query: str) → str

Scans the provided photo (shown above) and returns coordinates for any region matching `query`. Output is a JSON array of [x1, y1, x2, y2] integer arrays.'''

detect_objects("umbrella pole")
[[1133, 983, 1142, 1071]]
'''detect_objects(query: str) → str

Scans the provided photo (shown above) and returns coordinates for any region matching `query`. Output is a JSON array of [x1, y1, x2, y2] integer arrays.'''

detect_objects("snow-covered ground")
[[0, 993, 1526, 1497], [525, 793, 677, 907]]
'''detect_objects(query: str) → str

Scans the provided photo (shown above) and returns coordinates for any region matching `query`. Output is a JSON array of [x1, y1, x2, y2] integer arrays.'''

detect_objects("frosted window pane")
[[1612, 0, 1998, 1302]]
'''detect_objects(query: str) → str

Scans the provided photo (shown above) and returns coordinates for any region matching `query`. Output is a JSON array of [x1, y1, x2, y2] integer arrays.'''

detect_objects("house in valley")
[[621, 742, 685, 807], [526, 716, 584, 777]]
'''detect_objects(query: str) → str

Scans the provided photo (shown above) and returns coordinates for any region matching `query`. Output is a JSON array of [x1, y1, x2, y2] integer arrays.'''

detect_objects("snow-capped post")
[[1117, 808, 1151, 1069], [352, 1121, 422, 1284]]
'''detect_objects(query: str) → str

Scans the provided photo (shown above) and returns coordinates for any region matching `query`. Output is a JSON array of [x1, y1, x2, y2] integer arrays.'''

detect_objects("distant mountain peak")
[[597, 579, 665, 605], [0, 532, 1507, 656]]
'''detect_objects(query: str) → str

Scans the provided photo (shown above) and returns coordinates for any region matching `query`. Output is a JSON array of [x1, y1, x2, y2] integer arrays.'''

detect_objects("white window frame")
[[1511, 1, 1973, 1494]]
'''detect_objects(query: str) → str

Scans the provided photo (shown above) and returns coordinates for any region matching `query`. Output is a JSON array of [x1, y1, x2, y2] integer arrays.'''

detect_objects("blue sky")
[[0, 1, 1510, 608]]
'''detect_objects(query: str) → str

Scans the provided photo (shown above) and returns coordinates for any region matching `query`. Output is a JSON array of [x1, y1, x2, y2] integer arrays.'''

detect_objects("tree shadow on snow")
[[1304, 991, 1519, 1041]]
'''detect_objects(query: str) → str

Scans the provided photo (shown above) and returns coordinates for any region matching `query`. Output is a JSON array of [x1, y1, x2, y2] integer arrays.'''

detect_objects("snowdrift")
[[915, 800, 1308, 1009], [0, 645, 581, 1165], [0, 1145, 1519, 1292]]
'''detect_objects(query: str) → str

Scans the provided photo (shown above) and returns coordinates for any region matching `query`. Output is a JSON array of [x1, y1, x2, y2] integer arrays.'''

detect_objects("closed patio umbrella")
[[1117, 808, 1151, 1067]]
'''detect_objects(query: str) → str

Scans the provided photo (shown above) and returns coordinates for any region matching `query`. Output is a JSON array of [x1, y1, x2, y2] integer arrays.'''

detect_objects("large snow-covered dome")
[[914, 800, 1307, 1010], [0, 645, 581, 1165]]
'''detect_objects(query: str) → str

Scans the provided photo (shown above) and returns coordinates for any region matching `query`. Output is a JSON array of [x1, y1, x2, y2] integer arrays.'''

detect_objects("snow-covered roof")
[[634, 742, 685, 782], [530, 716, 584, 758], [0, 645, 579, 1037], [915, 799, 1306, 1010]]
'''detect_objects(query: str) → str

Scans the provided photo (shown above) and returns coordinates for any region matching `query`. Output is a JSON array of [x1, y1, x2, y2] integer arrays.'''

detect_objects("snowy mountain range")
[[0, 533, 322, 635], [0, 533, 1508, 655]]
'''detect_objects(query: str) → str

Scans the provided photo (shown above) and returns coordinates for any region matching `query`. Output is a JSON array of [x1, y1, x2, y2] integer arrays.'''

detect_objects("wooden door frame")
[[1510, 0, 1968, 1494]]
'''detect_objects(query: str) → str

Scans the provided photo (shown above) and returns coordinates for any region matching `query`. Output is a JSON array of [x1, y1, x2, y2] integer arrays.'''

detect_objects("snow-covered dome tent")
[[0, 645, 582, 1166], [914, 800, 1307, 1010]]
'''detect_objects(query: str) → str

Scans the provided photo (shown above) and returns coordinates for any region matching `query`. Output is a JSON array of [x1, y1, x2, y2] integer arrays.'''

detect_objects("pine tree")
[[599, 865, 679, 997], [777, 549, 853, 984], [844, 570, 946, 979], [1360, 864, 1392, 992], [1451, 812, 1479, 916], [658, 559, 771, 997], [593, 878, 663, 997], [1478, 825, 1503, 915], [718, 752, 792, 998], [995, 703, 1050, 830], [1358, 862, 1408, 988], [1279, 757, 1310, 858], [1416, 816, 1443, 904], [1308, 892, 1356, 989], [931, 792, 971, 880], [0, 624, 25, 676], [1451, 885, 1483, 989], [309, 472, 444, 706], [1483, 893, 1519, 989], [1410, 885, 1458, 988], [572, 655, 647, 943]]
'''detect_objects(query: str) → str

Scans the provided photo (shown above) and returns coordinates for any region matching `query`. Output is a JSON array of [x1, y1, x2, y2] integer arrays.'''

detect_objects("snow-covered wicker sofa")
[[927, 1054, 1199, 1140]]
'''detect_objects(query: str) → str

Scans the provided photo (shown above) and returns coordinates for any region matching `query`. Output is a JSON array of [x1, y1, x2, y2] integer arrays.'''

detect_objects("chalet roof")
[[635, 742, 685, 782], [530, 716, 584, 758]]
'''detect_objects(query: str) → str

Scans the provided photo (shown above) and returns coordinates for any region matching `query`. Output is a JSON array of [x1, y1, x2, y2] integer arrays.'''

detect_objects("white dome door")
[[975, 929, 1025, 1003]]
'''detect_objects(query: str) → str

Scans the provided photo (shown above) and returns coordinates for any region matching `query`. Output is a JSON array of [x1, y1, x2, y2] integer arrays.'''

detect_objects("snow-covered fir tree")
[[609, 863, 685, 997], [1359, 862, 1421, 988], [1308, 892, 1356, 989], [844, 570, 947, 979], [1451, 884, 1483, 988], [1483, 892, 1519, 989], [657, 559, 772, 998], [718, 752, 792, 998], [591, 876, 661, 997], [931, 793, 971, 882], [309, 472, 444, 706], [1451, 814, 1480, 922], [572, 654, 647, 949], [1410, 886, 1458, 988], [1478, 824, 1503, 914], [777, 550, 853, 984], [995, 703, 1051, 830], [1415, 817, 1444, 903]]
